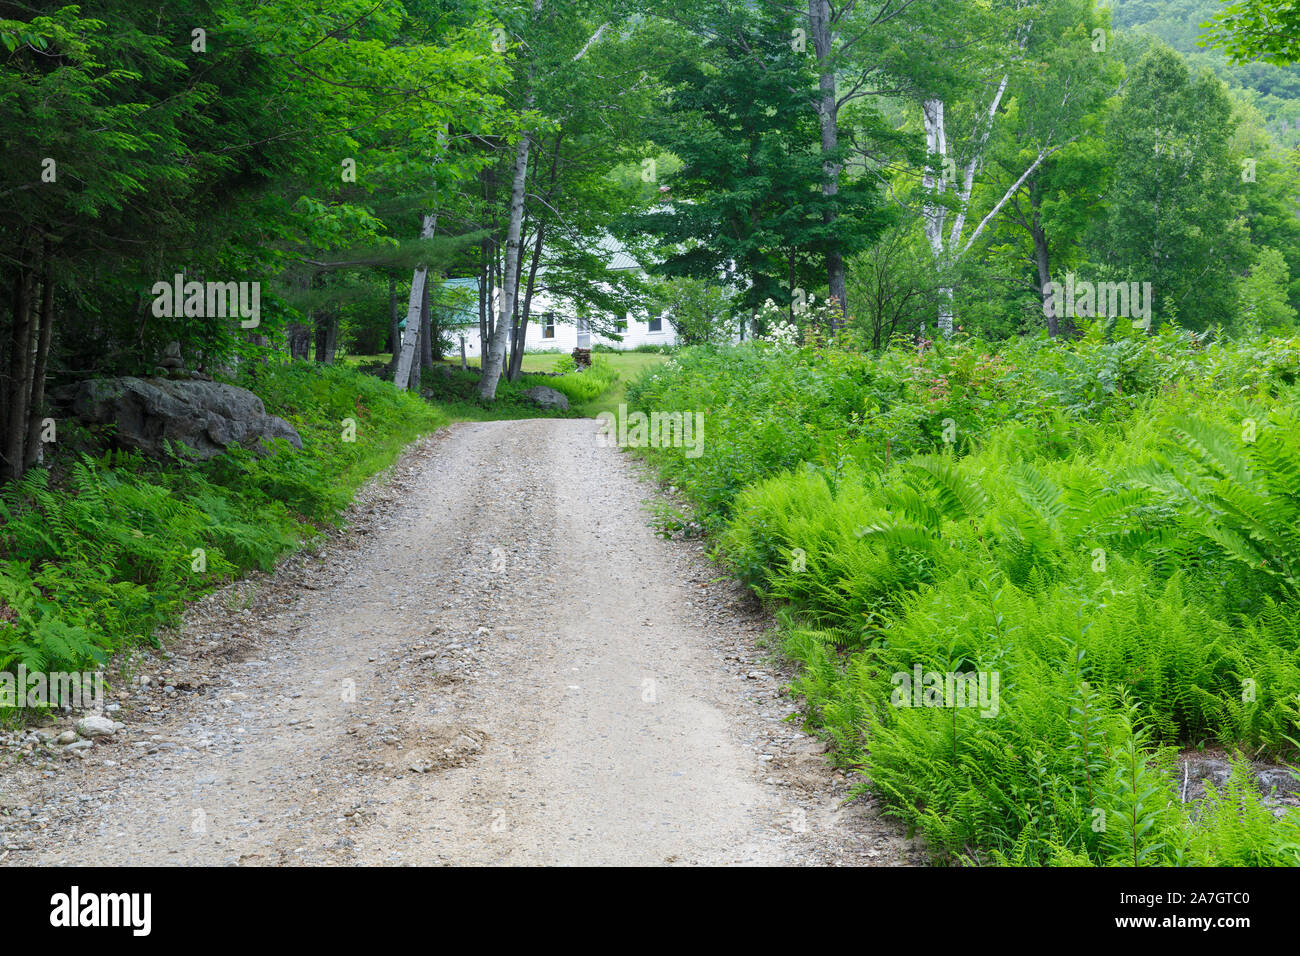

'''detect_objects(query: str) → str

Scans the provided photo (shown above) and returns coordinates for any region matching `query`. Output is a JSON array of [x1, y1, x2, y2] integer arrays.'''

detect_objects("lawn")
[[341, 350, 669, 416]]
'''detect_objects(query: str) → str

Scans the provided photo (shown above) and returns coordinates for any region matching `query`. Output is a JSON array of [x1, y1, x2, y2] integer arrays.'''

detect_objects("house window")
[[576, 316, 588, 332], [542, 313, 555, 338], [616, 312, 628, 332], [647, 314, 663, 333]]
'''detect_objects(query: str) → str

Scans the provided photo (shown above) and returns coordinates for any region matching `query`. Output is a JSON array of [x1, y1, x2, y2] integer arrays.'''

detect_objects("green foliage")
[[647, 277, 735, 346], [630, 327, 1300, 864], [0, 362, 442, 698], [1237, 246, 1298, 331], [1203, 0, 1300, 66], [525, 356, 619, 405], [621, 1, 888, 315], [413, 357, 620, 417], [1086, 44, 1247, 331]]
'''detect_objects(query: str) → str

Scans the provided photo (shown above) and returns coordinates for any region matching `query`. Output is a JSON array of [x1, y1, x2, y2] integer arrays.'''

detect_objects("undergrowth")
[[0, 361, 443, 710], [627, 320, 1300, 866]]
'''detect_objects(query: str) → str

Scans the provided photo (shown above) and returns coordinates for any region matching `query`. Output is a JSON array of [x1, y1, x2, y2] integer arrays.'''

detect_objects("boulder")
[[521, 385, 569, 411], [56, 376, 302, 461]]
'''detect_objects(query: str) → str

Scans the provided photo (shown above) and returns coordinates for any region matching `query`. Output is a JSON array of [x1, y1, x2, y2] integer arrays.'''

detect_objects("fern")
[[1098, 699, 1171, 866]]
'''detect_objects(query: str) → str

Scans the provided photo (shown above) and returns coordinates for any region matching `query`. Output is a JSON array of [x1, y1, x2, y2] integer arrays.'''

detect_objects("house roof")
[[596, 234, 642, 272], [397, 276, 479, 330]]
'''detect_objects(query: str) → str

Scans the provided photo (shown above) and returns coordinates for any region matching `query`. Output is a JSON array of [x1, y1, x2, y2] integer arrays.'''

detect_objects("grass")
[[344, 350, 669, 417], [0, 344, 641, 721], [572, 352, 672, 416]]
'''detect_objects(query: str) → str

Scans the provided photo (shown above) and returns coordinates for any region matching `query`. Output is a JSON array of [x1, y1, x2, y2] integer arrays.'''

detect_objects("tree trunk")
[[936, 287, 954, 340], [25, 243, 54, 471], [506, 222, 529, 381], [288, 323, 310, 360], [808, 0, 847, 325], [4, 257, 35, 481], [921, 98, 953, 337], [478, 119, 533, 400], [407, 320, 422, 390], [325, 310, 338, 364], [419, 274, 434, 370], [313, 302, 338, 364], [394, 212, 436, 389], [478, 162, 495, 361], [387, 274, 400, 373], [509, 222, 546, 382], [1029, 186, 1074, 338], [1032, 223, 1056, 338], [406, 279, 429, 391], [484, 239, 499, 356], [509, 131, 562, 381], [478, 241, 489, 364]]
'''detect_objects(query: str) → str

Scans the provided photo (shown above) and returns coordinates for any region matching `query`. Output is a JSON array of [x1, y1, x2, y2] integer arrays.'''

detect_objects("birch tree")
[[480, 3, 618, 401], [917, 1, 1060, 335], [804, 0, 938, 323], [393, 212, 438, 389], [978, 0, 1119, 336], [479, 0, 544, 401]]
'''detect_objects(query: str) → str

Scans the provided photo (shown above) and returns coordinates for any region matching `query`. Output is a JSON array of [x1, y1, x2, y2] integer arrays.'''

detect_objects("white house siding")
[[449, 264, 678, 356], [453, 312, 677, 357]]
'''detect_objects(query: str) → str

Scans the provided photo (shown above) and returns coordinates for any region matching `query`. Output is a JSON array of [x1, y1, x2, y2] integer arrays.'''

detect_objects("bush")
[[522, 356, 619, 405], [0, 361, 443, 702], [627, 321, 1300, 865]]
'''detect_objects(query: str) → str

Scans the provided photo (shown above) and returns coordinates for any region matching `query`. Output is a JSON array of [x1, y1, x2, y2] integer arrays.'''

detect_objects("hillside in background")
[[1113, 0, 1300, 142]]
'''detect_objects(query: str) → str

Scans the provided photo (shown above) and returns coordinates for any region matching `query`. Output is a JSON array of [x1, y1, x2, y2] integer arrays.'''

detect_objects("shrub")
[[0, 361, 443, 704], [628, 323, 1300, 865]]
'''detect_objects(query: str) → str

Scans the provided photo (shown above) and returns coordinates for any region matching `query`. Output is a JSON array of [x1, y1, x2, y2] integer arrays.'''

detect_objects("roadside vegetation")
[[0, 363, 440, 694], [354, 350, 664, 417], [0, 352, 634, 715], [626, 324, 1300, 865]]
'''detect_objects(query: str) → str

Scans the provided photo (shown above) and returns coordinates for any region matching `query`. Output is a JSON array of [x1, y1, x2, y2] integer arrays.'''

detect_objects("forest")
[[2, 0, 1300, 873]]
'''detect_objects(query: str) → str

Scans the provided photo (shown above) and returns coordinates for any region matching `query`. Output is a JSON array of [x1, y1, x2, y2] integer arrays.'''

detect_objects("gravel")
[[0, 419, 918, 866]]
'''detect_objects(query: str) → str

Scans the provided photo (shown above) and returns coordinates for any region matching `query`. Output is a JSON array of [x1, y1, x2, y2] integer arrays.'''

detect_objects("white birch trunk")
[[394, 212, 436, 390], [808, 0, 846, 322], [477, 119, 532, 400], [921, 98, 953, 336], [921, 78, 1008, 338], [920, 15, 1033, 337]]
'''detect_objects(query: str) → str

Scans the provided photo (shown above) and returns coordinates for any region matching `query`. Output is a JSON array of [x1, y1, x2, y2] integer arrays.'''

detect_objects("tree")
[[847, 223, 940, 350], [1228, 96, 1300, 313], [802, 0, 956, 322], [649, 277, 732, 345], [911, 0, 1086, 336], [1204, 0, 1300, 66], [1238, 246, 1297, 330], [1086, 45, 1246, 331], [626, 4, 887, 324], [0, 0, 509, 476], [478, 0, 634, 400], [973, 0, 1121, 336]]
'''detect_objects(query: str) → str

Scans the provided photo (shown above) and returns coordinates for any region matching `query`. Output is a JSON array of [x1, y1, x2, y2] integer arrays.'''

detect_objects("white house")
[[444, 236, 679, 358]]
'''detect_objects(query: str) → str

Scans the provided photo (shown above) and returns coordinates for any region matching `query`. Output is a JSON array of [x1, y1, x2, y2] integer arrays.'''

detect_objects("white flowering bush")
[[754, 293, 846, 346]]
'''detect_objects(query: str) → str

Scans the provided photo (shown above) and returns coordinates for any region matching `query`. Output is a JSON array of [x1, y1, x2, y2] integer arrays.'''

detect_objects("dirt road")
[[0, 420, 912, 866]]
